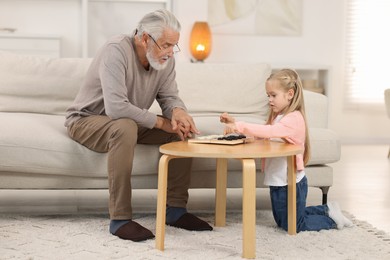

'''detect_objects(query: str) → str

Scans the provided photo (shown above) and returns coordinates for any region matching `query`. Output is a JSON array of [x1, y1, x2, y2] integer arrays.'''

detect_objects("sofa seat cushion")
[[0, 112, 340, 179], [0, 112, 262, 178], [0, 113, 163, 178]]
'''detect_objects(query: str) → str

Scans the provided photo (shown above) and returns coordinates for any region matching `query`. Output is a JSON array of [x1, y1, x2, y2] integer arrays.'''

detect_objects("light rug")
[[0, 211, 389, 260]]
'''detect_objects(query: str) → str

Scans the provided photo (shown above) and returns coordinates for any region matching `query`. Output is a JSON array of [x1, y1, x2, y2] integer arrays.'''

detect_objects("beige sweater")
[[65, 34, 186, 128]]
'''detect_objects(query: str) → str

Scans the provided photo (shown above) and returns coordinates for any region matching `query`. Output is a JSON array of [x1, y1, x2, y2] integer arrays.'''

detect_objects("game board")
[[188, 134, 254, 145]]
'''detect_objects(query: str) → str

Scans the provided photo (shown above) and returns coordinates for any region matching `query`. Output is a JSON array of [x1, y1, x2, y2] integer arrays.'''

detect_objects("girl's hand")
[[220, 112, 235, 124], [224, 123, 239, 135]]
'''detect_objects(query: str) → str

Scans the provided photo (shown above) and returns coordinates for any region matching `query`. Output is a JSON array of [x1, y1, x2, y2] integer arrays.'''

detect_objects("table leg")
[[242, 159, 256, 259], [155, 154, 172, 251], [287, 155, 297, 235], [215, 158, 228, 227]]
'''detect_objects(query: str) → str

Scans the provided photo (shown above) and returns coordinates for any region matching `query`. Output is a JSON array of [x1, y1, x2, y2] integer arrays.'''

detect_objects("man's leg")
[[67, 115, 154, 241], [137, 127, 212, 231]]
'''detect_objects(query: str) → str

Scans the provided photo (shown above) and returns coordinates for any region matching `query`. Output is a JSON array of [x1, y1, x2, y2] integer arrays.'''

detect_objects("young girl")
[[220, 69, 352, 232]]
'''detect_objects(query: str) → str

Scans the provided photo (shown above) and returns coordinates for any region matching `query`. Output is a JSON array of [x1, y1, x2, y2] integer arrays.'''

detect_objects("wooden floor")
[[1, 145, 389, 234], [181, 144, 390, 234], [329, 145, 390, 233], [195, 145, 390, 232]]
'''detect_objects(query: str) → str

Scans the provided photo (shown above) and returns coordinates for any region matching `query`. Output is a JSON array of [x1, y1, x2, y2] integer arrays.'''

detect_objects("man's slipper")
[[168, 213, 213, 231], [113, 220, 155, 242]]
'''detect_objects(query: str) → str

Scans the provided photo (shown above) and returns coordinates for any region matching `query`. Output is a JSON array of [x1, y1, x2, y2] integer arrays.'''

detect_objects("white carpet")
[[1, 211, 389, 260]]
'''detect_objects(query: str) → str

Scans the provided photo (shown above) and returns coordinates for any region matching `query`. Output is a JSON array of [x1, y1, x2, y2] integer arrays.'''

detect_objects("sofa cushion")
[[0, 112, 338, 180], [0, 51, 91, 115], [193, 114, 266, 136], [174, 63, 271, 120], [0, 112, 162, 178], [0, 112, 262, 178]]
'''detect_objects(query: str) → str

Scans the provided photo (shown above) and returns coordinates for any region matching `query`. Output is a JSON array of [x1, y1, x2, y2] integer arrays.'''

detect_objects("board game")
[[188, 134, 254, 145]]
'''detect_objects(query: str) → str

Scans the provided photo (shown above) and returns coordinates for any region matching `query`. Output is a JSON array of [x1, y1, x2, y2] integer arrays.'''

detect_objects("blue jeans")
[[270, 176, 337, 232]]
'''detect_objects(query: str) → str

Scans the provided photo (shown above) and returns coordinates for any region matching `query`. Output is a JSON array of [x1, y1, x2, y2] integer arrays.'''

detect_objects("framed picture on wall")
[[208, 0, 302, 36]]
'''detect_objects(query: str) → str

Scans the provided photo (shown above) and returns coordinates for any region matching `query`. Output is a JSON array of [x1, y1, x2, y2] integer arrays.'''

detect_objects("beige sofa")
[[0, 51, 340, 205]]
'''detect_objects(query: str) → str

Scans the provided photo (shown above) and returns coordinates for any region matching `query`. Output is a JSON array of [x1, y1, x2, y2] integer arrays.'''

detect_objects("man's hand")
[[155, 116, 177, 134], [171, 108, 200, 140]]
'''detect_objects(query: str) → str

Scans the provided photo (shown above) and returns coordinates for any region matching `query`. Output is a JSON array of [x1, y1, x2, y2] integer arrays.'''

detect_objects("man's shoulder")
[[94, 34, 134, 63], [104, 34, 133, 51]]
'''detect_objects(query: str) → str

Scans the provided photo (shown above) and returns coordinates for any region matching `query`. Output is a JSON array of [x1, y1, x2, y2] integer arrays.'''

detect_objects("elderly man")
[[65, 9, 212, 242]]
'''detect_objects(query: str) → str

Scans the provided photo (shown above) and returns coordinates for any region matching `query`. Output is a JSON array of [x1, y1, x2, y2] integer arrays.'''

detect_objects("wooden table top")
[[159, 139, 303, 159]]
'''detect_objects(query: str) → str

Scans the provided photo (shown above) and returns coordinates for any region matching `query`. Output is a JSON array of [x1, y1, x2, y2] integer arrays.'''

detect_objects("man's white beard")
[[146, 49, 169, 70]]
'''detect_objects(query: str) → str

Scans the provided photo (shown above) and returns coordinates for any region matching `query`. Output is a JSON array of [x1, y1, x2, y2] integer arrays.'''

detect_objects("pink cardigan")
[[235, 111, 306, 171]]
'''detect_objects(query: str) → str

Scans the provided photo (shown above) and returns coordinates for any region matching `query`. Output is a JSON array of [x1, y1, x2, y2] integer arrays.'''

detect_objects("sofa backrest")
[[0, 51, 91, 115], [173, 63, 271, 120], [0, 51, 328, 128], [172, 63, 328, 128]]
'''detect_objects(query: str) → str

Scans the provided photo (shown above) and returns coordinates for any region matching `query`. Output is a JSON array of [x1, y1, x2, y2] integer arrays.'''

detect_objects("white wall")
[[0, 0, 82, 56], [0, 0, 388, 144], [173, 0, 390, 144]]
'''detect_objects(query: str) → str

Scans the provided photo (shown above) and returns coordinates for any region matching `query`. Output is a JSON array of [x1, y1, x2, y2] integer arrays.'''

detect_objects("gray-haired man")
[[65, 9, 212, 242]]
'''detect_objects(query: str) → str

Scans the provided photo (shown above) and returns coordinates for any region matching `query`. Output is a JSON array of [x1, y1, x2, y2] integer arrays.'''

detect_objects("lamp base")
[[190, 59, 204, 63]]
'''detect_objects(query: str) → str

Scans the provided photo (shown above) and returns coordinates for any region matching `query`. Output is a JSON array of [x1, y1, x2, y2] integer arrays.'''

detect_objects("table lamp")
[[189, 21, 212, 62]]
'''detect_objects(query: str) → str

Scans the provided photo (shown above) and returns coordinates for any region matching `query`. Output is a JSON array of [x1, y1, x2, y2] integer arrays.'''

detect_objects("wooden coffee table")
[[155, 139, 303, 259]]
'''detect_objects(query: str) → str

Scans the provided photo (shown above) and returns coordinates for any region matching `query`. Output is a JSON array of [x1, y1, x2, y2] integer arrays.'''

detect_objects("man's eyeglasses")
[[147, 34, 181, 54]]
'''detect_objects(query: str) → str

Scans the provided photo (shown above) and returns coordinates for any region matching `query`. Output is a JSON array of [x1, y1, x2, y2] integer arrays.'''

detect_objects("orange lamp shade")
[[189, 22, 212, 62]]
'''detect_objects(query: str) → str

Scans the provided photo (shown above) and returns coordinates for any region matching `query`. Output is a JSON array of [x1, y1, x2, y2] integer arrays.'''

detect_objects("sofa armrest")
[[304, 90, 328, 128]]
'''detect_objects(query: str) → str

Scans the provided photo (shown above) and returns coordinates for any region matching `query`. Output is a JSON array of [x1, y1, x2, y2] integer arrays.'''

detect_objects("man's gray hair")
[[135, 9, 181, 40]]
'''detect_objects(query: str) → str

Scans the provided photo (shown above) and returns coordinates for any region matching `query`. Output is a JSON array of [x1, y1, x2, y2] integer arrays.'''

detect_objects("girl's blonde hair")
[[266, 69, 311, 165]]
